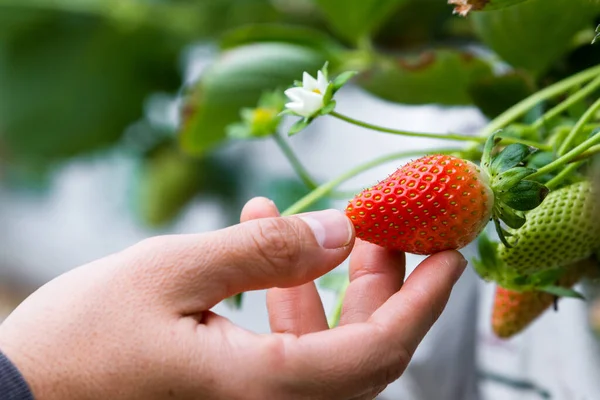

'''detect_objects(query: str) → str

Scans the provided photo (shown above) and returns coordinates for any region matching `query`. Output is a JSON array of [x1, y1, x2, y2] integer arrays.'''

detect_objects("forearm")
[[0, 350, 34, 400]]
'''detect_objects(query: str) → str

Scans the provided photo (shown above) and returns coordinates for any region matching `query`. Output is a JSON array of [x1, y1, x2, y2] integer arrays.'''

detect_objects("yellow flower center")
[[252, 107, 276, 125], [312, 89, 322, 94]]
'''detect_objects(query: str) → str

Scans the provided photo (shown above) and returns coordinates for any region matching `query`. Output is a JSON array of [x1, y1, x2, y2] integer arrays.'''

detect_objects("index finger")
[[272, 250, 467, 398]]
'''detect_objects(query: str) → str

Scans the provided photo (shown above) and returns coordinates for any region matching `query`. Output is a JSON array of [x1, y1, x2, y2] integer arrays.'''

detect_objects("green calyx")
[[481, 132, 550, 247]]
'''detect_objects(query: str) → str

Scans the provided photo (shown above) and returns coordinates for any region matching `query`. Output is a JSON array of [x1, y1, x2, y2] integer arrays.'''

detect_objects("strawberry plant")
[[2, 0, 600, 343]]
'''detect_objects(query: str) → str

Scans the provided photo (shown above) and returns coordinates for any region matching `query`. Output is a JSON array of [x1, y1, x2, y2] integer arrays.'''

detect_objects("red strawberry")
[[345, 154, 493, 255], [345, 134, 549, 255], [492, 259, 594, 338]]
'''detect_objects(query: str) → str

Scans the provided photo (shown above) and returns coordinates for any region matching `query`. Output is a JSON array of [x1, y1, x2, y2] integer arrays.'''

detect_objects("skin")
[[0, 197, 467, 400]]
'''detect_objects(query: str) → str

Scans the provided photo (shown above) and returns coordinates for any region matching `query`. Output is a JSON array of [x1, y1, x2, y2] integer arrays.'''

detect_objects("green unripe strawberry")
[[499, 180, 600, 276], [474, 180, 600, 292]]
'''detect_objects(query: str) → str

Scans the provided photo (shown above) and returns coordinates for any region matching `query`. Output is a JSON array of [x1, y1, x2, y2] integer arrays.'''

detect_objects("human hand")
[[0, 197, 466, 400]]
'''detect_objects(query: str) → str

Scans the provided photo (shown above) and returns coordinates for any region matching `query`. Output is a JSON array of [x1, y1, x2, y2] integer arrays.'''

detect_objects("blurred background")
[[1, 0, 600, 399]]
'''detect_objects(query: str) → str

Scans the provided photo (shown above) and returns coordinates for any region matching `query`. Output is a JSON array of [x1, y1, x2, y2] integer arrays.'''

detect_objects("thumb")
[[123, 209, 355, 312]]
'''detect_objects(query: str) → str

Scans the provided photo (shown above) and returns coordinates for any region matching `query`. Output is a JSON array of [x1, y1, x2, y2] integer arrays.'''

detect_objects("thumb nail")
[[299, 209, 354, 249]]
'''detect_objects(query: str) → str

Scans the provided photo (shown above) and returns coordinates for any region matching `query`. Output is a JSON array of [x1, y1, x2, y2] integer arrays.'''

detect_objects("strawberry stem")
[[571, 144, 600, 162], [528, 130, 600, 181], [329, 111, 487, 143], [281, 148, 464, 216], [557, 97, 600, 157], [545, 161, 584, 190], [532, 74, 600, 131], [480, 64, 600, 138], [272, 130, 319, 190], [327, 279, 350, 328]]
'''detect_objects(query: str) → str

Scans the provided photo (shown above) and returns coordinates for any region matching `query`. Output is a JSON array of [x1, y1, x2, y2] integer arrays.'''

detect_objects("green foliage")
[[356, 49, 493, 105], [220, 24, 345, 54], [0, 9, 182, 163], [179, 43, 330, 155], [134, 143, 243, 227], [468, 72, 535, 118], [471, 0, 600, 76], [314, 0, 406, 43], [135, 145, 202, 227]]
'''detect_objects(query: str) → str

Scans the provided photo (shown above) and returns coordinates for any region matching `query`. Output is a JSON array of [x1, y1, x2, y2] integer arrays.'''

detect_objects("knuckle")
[[250, 218, 304, 275]]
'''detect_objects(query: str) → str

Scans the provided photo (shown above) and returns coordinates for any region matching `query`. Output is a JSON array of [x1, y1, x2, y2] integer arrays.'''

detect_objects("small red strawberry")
[[345, 134, 548, 255], [491, 259, 594, 338]]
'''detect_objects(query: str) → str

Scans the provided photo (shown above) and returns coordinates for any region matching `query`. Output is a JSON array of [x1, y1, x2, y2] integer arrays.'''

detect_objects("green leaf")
[[527, 151, 555, 169], [0, 10, 182, 163], [497, 204, 526, 229], [179, 43, 329, 155], [333, 71, 359, 90], [494, 167, 536, 192], [357, 49, 493, 105], [134, 146, 203, 227], [540, 286, 585, 299], [493, 218, 512, 248], [490, 144, 535, 174], [288, 118, 311, 136], [481, 131, 502, 170], [471, 0, 600, 76], [499, 180, 549, 211], [322, 83, 335, 105], [220, 24, 345, 55], [134, 143, 243, 227], [468, 71, 535, 119], [315, 0, 407, 43], [320, 100, 337, 116]]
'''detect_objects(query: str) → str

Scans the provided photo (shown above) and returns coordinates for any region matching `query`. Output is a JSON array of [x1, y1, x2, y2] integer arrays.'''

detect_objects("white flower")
[[284, 71, 329, 118]]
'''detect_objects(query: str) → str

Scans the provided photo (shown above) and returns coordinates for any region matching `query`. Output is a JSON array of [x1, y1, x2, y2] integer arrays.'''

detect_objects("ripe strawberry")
[[492, 259, 594, 339], [346, 134, 548, 255], [345, 154, 494, 255]]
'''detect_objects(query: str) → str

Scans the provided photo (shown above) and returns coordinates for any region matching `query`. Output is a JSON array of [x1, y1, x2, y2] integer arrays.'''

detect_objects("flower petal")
[[285, 102, 307, 116], [299, 91, 324, 116], [316, 71, 329, 94], [302, 71, 318, 91], [284, 87, 306, 102]]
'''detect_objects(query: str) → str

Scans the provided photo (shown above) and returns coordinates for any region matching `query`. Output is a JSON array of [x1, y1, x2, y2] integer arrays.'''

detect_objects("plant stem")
[[528, 132, 600, 180], [545, 161, 584, 190], [330, 111, 486, 143], [272, 131, 319, 190], [571, 144, 600, 162], [557, 97, 600, 156], [327, 279, 350, 328], [281, 148, 463, 216], [480, 64, 600, 137], [532, 74, 600, 131]]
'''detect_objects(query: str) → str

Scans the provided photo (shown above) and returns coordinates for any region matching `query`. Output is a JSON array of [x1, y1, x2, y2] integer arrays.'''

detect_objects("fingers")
[[272, 250, 467, 398], [369, 250, 467, 354], [239, 198, 329, 334], [267, 283, 328, 334], [240, 197, 279, 222], [339, 240, 405, 325], [123, 199, 355, 313]]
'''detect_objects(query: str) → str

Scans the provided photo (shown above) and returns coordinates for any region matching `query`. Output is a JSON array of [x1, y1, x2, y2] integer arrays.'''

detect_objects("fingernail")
[[455, 253, 468, 279], [299, 209, 353, 249]]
